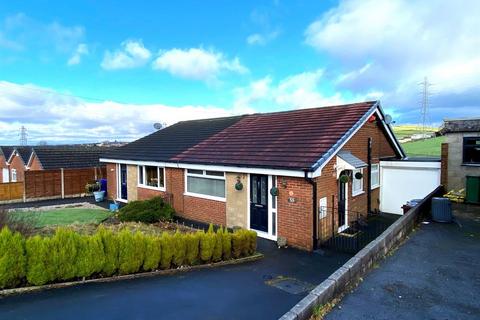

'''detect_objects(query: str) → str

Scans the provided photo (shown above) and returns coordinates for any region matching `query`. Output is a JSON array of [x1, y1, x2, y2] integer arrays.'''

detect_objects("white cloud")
[[233, 70, 374, 112], [304, 0, 480, 122], [101, 39, 151, 70], [152, 48, 248, 82], [67, 43, 89, 65], [0, 81, 233, 144], [246, 31, 279, 46]]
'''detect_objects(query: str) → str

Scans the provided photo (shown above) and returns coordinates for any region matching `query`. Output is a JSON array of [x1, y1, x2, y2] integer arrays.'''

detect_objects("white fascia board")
[[374, 105, 406, 158], [100, 158, 307, 178], [311, 106, 378, 178], [380, 160, 441, 169]]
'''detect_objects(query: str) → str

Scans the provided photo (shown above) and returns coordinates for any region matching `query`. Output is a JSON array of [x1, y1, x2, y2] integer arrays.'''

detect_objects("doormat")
[[265, 276, 314, 294]]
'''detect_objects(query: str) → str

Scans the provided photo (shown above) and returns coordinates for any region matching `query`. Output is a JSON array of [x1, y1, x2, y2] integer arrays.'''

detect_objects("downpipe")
[[304, 170, 318, 250]]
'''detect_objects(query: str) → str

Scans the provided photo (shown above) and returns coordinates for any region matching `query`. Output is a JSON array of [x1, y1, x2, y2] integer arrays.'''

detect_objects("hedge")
[[118, 197, 175, 223], [0, 225, 257, 289]]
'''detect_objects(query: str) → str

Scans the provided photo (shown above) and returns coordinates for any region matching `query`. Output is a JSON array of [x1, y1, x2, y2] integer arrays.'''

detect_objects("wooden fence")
[[0, 166, 106, 203], [0, 182, 24, 201]]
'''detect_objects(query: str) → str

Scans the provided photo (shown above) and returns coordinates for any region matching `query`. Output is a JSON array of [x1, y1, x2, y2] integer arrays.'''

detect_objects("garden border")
[[279, 185, 444, 320], [0, 253, 263, 297]]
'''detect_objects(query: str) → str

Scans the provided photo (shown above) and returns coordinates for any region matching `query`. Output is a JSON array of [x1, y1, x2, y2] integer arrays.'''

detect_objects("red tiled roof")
[[171, 101, 377, 170]]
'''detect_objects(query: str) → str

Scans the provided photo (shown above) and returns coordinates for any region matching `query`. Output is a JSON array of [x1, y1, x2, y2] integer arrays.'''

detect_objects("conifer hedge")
[[0, 225, 257, 289]]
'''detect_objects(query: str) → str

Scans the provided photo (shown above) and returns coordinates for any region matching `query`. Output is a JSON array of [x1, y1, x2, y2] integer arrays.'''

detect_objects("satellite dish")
[[384, 114, 393, 125], [153, 122, 165, 130]]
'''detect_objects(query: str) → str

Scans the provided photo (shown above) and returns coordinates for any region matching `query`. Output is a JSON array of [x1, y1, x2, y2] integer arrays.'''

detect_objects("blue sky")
[[1, 0, 479, 144]]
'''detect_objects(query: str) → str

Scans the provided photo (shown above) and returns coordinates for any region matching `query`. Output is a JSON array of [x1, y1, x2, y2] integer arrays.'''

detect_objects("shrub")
[[118, 197, 175, 223], [50, 228, 79, 281], [0, 209, 37, 236], [143, 235, 161, 271], [76, 233, 105, 278], [222, 229, 232, 260], [246, 231, 257, 255], [199, 225, 216, 263], [212, 228, 223, 262], [25, 235, 53, 286], [172, 231, 187, 267], [118, 229, 145, 275], [185, 232, 200, 265], [96, 226, 119, 276], [160, 233, 174, 269], [0, 227, 26, 289], [231, 231, 245, 259]]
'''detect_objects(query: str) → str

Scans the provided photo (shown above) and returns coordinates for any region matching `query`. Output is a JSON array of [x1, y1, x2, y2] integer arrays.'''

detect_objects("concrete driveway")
[[326, 204, 480, 320], [0, 239, 351, 320]]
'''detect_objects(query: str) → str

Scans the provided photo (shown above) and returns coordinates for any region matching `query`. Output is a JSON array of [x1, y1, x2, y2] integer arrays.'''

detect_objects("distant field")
[[401, 136, 444, 158], [392, 125, 438, 139]]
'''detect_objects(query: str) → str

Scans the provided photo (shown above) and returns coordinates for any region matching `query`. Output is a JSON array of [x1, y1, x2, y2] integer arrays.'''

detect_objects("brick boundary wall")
[[280, 185, 444, 320], [441, 142, 449, 188]]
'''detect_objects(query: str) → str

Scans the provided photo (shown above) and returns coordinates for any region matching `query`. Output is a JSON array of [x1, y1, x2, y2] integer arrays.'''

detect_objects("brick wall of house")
[[0, 155, 7, 182], [28, 154, 43, 170], [137, 186, 165, 200], [9, 154, 26, 182], [106, 163, 117, 200], [166, 168, 185, 214], [315, 119, 398, 241], [277, 176, 314, 250]]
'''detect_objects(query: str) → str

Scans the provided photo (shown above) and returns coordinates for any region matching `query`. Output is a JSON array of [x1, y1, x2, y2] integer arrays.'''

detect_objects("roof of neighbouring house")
[[0, 146, 15, 161], [102, 101, 405, 171], [31, 146, 110, 169], [439, 118, 480, 134]]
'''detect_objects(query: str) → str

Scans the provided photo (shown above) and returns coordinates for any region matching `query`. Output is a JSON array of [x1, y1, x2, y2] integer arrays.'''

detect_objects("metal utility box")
[[466, 176, 480, 204]]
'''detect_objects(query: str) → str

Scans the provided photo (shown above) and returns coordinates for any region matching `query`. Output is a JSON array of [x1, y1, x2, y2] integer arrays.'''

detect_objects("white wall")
[[380, 161, 441, 214]]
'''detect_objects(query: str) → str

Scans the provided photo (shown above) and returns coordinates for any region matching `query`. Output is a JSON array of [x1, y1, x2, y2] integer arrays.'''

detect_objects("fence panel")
[[0, 182, 24, 201], [64, 168, 97, 196], [25, 170, 62, 199]]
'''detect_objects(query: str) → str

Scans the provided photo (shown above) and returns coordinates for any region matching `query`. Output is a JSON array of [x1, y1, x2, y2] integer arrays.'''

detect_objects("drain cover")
[[266, 276, 314, 294]]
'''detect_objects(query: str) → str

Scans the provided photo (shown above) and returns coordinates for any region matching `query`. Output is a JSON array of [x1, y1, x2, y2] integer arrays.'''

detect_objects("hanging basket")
[[339, 174, 350, 183], [270, 186, 279, 196], [354, 172, 363, 180], [235, 181, 243, 191]]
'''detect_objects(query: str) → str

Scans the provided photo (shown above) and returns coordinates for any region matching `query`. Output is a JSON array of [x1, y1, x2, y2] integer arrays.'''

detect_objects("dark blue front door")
[[120, 164, 128, 200], [250, 174, 268, 232]]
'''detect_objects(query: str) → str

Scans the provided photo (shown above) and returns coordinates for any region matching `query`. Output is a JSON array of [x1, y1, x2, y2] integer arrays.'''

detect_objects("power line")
[[19, 126, 28, 146], [419, 76, 433, 139]]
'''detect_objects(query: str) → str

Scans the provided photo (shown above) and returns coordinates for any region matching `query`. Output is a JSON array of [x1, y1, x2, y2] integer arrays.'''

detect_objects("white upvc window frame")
[[184, 169, 226, 202], [138, 165, 166, 191], [11, 169, 17, 182], [352, 168, 364, 196], [371, 163, 380, 189]]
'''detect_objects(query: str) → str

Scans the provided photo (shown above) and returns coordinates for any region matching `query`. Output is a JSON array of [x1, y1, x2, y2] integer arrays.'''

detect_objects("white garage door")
[[380, 160, 441, 215]]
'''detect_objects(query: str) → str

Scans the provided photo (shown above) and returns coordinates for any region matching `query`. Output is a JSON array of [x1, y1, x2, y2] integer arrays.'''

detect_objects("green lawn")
[[10, 208, 113, 228], [392, 125, 438, 139], [401, 136, 444, 157]]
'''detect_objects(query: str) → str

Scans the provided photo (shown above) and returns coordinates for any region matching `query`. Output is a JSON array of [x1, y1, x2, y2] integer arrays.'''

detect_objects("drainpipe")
[[304, 170, 318, 250], [367, 137, 372, 214]]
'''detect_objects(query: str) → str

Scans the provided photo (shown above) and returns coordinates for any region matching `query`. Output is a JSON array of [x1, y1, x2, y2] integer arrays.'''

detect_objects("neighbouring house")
[[100, 101, 405, 250], [0, 146, 15, 183], [4, 146, 33, 182], [27, 146, 107, 172], [440, 118, 480, 203]]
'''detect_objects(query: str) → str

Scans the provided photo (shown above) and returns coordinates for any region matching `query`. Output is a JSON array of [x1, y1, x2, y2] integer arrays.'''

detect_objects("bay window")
[[186, 169, 225, 200], [138, 166, 165, 189]]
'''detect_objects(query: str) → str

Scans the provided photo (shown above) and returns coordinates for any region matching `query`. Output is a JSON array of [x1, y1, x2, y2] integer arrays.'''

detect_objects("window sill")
[[371, 184, 380, 190], [138, 185, 166, 192], [116, 198, 128, 203], [352, 190, 365, 197], [184, 192, 226, 202], [461, 163, 480, 167]]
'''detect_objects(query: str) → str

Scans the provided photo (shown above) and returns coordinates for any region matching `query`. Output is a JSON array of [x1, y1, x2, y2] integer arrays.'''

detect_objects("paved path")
[[0, 239, 351, 320], [326, 204, 480, 320]]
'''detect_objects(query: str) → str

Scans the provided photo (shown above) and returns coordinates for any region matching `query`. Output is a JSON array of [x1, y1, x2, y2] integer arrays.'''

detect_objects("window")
[[463, 137, 480, 164], [371, 164, 380, 189], [11, 169, 17, 182], [138, 166, 165, 189], [319, 197, 327, 219], [186, 169, 225, 199], [352, 169, 363, 196]]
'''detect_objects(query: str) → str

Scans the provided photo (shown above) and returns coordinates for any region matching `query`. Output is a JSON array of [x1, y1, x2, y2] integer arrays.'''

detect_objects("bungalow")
[[0, 147, 14, 183], [100, 101, 405, 250], [27, 146, 107, 171], [2, 146, 33, 182]]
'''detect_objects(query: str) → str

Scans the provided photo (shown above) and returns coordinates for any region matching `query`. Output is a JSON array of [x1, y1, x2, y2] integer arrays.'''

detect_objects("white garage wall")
[[380, 161, 441, 215]]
